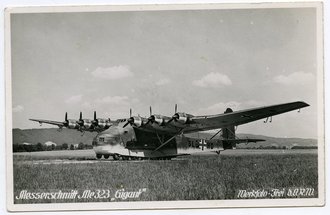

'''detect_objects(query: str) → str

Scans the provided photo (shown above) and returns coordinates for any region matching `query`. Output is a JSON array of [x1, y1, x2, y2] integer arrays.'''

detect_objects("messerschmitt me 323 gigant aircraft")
[[30, 101, 309, 160]]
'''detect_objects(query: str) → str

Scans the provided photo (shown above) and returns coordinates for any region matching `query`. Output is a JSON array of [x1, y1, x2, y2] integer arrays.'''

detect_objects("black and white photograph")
[[5, 2, 324, 212]]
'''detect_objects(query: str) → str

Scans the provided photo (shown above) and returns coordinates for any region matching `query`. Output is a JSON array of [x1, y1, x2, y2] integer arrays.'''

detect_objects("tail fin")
[[65, 112, 68, 122], [222, 108, 235, 139], [94, 111, 97, 121], [222, 108, 236, 149]]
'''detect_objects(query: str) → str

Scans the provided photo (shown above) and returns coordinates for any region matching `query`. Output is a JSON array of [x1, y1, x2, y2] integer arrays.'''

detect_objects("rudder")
[[222, 108, 236, 149]]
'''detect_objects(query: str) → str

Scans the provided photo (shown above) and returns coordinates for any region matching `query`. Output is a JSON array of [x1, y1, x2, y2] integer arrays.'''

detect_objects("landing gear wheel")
[[104, 154, 110, 159], [96, 154, 102, 159], [113, 154, 119, 160]]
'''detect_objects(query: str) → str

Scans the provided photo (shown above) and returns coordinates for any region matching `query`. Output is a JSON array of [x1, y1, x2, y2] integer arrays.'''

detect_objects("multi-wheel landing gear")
[[95, 154, 171, 161], [95, 154, 133, 160], [96, 154, 112, 159]]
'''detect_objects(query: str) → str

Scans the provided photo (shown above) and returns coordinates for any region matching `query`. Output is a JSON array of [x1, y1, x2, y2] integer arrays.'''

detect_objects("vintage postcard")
[[5, 2, 324, 212]]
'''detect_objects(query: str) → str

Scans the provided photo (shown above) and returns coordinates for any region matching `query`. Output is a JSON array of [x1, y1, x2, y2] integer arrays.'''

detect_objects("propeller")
[[91, 111, 112, 129], [145, 106, 157, 126], [166, 104, 179, 124], [63, 112, 69, 126], [91, 111, 98, 126], [123, 108, 135, 128], [77, 111, 84, 126]]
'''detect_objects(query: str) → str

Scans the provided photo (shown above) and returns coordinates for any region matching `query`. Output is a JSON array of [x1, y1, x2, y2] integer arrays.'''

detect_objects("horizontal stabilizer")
[[223, 138, 265, 144]]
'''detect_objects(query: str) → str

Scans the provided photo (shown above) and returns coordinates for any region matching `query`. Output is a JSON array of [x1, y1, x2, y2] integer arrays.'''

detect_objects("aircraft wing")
[[29, 119, 65, 127], [222, 138, 265, 144], [187, 101, 309, 132]]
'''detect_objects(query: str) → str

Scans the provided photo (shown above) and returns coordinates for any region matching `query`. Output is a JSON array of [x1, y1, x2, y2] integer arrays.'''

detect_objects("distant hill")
[[12, 128, 317, 149], [12, 128, 97, 146]]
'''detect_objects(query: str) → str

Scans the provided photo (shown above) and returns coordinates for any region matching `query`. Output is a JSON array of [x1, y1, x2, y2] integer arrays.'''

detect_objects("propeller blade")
[[167, 118, 174, 124], [166, 112, 179, 125], [91, 111, 98, 127], [144, 117, 150, 125], [123, 109, 133, 128], [145, 115, 155, 126], [142, 106, 155, 126], [77, 112, 84, 126], [63, 112, 69, 126]]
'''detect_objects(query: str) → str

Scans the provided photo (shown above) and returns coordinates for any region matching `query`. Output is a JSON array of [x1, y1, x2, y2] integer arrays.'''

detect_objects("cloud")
[[196, 100, 266, 115], [65, 95, 83, 104], [192, 72, 232, 88], [243, 100, 266, 108], [96, 96, 129, 105], [273, 72, 315, 85], [196, 101, 241, 115], [82, 102, 92, 109], [155, 78, 171, 86], [91, 65, 133, 80], [13, 105, 24, 113], [131, 98, 140, 103], [207, 101, 241, 113]]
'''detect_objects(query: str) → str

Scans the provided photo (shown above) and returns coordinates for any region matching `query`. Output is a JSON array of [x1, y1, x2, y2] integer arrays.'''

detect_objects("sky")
[[10, 7, 319, 138]]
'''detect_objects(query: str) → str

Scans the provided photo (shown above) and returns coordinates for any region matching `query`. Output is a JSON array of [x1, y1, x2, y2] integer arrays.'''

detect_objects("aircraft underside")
[[93, 145, 224, 160], [93, 134, 225, 160]]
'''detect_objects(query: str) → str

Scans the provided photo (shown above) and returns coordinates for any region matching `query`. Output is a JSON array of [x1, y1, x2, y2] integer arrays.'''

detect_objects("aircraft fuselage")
[[92, 122, 225, 159]]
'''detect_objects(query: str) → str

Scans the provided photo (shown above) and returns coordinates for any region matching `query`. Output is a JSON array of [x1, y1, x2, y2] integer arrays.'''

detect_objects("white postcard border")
[[5, 2, 325, 212]]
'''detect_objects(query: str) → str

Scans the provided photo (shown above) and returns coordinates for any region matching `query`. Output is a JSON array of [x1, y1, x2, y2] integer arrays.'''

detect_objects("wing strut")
[[153, 129, 184, 152], [209, 129, 222, 140], [264, 116, 272, 123], [155, 131, 164, 145]]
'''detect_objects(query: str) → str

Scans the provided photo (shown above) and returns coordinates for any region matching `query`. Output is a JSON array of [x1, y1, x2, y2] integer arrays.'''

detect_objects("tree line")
[[13, 142, 93, 152]]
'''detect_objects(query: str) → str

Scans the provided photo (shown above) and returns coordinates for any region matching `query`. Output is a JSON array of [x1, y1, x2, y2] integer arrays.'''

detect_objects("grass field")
[[12, 149, 318, 204]]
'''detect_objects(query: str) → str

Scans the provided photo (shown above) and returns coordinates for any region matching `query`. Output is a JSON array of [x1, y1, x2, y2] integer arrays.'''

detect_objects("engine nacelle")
[[105, 121, 112, 128], [132, 116, 143, 127], [154, 115, 165, 125], [67, 119, 78, 129], [97, 122, 106, 129], [83, 119, 92, 129], [176, 112, 189, 124], [96, 118, 110, 129]]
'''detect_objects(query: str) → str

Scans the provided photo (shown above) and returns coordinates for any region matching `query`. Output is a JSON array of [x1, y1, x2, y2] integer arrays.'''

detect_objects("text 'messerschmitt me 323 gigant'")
[[30, 101, 309, 160]]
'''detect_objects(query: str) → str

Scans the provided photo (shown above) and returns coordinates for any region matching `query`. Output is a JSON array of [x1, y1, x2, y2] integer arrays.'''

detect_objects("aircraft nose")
[[95, 134, 118, 146]]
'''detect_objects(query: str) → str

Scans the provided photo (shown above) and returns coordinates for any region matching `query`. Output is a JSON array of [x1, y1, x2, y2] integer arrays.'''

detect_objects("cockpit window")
[[96, 126, 123, 145]]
